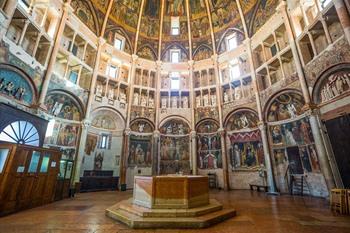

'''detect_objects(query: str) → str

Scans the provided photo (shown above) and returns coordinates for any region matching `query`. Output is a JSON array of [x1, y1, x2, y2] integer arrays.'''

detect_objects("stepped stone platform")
[[106, 175, 236, 229]]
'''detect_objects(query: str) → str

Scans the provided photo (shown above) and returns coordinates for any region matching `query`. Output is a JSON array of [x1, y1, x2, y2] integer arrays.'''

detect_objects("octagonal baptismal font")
[[106, 175, 236, 229]]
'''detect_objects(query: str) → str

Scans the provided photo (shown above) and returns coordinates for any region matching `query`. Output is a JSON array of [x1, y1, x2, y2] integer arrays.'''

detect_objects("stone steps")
[[106, 199, 236, 229]]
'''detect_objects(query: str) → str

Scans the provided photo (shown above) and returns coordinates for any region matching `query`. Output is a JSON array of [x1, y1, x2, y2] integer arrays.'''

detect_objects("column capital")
[[243, 38, 252, 46], [81, 119, 91, 129], [190, 130, 197, 138], [132, 54, 139, 62], [98, 36, 106, 46], [188, 60, 194, 67], [63, 2, 74, 13], [258, 121, 267, 131], [153, 130, 160, 138], [218, 127, 226, 136], [156, 60, 162, 69], [124, 128, 131, 136], [211, 54, 219, 63]]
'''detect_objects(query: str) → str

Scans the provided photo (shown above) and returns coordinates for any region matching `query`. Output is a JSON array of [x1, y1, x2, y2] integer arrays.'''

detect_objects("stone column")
[[0, 0, 18, 39], [153, 130, 160, 175], [38, 1, 72, 107], [308, 109, 336, 191], [73, 119, 91, 184], [333, 0, 350, 45], [277, 1, 311, 103], [119, 128, 131, 190], [218, 128, 229, 190], [190, 131, 197, 175], [258, 122, 277, 193]]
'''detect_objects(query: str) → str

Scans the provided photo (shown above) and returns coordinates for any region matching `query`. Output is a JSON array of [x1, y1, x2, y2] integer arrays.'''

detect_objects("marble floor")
[[0, 190, 349, 233]]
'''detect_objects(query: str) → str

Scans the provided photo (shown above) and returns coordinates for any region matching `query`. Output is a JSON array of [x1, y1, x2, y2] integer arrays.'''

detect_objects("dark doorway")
[[324, 114, 350, 188], [287, 147, 304, 175]]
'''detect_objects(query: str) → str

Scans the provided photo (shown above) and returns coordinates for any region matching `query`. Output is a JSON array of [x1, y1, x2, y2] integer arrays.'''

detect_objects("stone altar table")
[[106, 175, 236, 229]]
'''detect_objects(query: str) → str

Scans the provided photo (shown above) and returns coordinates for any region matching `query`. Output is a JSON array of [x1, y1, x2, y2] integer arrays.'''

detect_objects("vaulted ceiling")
[[71, 0, 280, 61]]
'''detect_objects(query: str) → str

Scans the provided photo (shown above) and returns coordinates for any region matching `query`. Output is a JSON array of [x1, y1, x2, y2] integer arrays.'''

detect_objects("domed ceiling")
[[71, 0, 280, 61]]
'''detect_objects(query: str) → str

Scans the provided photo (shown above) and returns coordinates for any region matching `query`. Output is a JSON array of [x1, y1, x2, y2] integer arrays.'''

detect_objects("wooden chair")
[[330, 189, 348, 214], [347, 190, 350, 215]]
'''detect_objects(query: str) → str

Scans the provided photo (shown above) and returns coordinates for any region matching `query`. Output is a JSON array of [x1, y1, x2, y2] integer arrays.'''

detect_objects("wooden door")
[[42, 152, 60, 204], [31, 152, 50, 207], [324, 114, 350, 188], [0, 147, 29, 215], [17, 150, 41, 210]]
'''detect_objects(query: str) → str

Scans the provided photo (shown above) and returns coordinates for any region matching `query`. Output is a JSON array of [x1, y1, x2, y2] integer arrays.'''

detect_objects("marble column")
[[218, 128, 229, 191], [308, 109, 336, 191], [333, 0, 350, 45], [153, 130, 160, 176], [73, 119, 91, 184], [258, 122, 277, 193], [38, 1, 72, 107], [119, 128, 131, 189], [190, 131, 197, 175]]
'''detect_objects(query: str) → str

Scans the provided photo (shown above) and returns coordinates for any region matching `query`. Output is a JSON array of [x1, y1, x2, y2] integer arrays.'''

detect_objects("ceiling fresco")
[[71, 0, 279, 60]]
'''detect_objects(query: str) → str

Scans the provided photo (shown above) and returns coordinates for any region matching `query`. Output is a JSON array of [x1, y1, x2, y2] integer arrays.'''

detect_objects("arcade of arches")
[[0, 0, 350, 232]]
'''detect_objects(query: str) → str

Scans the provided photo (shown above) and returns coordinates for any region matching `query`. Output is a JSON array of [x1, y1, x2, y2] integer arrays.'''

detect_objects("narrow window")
[[171, 17, 180, 35]]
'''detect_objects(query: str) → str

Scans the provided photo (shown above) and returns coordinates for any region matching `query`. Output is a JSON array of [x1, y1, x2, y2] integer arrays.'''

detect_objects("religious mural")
[[94, 152, 104, 170], [45, 92, 82, 121], [266, 92, 305, 122], [45, 122, 80, 148], [128, 136, 153, 167], [316, 70, 350, 104], [92, 114, 117, 130], [197, 121, 222, 170], [228, 130, 264, 169], [85, 134, 98, 155], [159, 119, 191, 174], [226, 110, 259, 131], [71, 0, 100, 34], [269, 117, 321, 174], [130, 119, 154, 133], [225, 110, 263, 169], [0, 68, 34, 104], [250, 0, 280, 36]]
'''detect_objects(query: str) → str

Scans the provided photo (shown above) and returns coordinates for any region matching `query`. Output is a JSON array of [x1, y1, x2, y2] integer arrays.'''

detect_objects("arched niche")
[[265, 91, 305, 122], [44, 90, 84, 121], [105, 26, 133, 54], [91, 108, 125, 131], [137, 44, 158, 61], [196, 119, 222, 170], [312, 63, 350, 105], [225, 109, 259, 131], [193, 44, 213, 61], [0, 64, 37, 105], [225, 109, 263, 170], [159, 117, 191, 175], [216, 28, 245, 54], [127, 118, 154, 169]]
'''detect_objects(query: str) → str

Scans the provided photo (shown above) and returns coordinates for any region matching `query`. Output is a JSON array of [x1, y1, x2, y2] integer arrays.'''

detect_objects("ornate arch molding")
[[312, 63, 350, 105], [264, 89, 305, 123], [247, 0, 262, 37], [105, 26, 134, 53], [161, 42, 189, 61], [71, 0, 101, 35], [0, 63, 38, 105], [159, 115, 191, 130], [137, 43, 158, 61], [216, 27, 245, 53], [224, 108, 258, 128], [90, 106, 126, 131], [45, 89, 85, 121]]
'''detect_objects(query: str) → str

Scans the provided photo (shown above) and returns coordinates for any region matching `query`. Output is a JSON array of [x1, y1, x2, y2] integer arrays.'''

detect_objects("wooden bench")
[[249, 184, 268, 192]]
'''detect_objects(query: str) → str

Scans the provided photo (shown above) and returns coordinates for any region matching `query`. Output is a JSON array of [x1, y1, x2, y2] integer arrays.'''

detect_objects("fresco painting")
[[267, 93, 305, 122], [45, 92, 82, 121]]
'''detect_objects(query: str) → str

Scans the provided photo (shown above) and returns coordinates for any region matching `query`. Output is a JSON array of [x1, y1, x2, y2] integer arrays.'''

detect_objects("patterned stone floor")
[[0, 190, 350, 233]]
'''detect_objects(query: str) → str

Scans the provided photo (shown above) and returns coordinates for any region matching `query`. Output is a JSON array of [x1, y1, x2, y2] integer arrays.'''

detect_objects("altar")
[[106, 175, 236, 229]]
